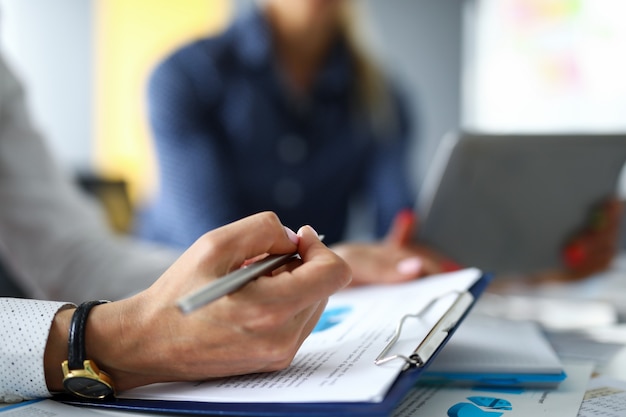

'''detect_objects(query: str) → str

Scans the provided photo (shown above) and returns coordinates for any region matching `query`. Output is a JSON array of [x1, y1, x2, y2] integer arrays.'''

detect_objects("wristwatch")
[[61, 300, 115, 399]]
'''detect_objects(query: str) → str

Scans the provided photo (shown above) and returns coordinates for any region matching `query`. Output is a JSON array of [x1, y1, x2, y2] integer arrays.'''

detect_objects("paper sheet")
[[577, 376, 626, 417], [119, 268, 482, 404]]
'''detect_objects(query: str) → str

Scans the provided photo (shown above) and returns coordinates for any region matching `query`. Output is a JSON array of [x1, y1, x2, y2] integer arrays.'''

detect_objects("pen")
[[177, 235, 324, 314]]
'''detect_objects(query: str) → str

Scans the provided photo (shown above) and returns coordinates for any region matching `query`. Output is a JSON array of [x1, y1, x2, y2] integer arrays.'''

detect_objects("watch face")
[[63, 376, 113, 399]]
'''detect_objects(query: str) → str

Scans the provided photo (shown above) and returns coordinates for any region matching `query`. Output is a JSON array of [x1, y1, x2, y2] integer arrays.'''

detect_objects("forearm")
[[0, 178, 178, 302]]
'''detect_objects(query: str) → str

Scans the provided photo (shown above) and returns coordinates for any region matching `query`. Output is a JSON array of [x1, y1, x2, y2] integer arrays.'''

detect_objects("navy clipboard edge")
[[56, 273, 493, 417]]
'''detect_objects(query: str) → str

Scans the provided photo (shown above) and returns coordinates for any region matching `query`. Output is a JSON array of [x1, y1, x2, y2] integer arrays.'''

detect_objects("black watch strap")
[[67, 300, 110, 369]]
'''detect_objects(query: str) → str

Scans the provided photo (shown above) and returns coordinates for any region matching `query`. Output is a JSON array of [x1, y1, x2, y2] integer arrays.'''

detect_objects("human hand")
[[521, 198, 623, 285], [332, 210, 461, 286], [532, 197, 624, 283], [45, 212, 351, 393]]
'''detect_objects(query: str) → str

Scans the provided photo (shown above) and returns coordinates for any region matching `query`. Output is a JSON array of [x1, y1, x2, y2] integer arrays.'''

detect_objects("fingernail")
[[284, 226, 300, 245], [397, 257, 422, 275], [297, 225, 319, 239]]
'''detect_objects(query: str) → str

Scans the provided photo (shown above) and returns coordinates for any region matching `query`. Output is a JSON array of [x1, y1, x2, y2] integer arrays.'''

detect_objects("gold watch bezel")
[[62, 359, 115, 399]]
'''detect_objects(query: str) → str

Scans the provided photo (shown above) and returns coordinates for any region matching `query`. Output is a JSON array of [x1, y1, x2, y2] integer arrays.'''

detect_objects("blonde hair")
[[338, 2, 399, 140]]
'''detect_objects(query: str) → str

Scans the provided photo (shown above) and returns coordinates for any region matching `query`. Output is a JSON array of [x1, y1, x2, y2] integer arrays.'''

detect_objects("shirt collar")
[[232, 5, 273, 70]]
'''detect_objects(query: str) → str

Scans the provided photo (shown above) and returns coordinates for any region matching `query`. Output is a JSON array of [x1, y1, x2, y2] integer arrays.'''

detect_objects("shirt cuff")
[[1, 298, 74, 401]]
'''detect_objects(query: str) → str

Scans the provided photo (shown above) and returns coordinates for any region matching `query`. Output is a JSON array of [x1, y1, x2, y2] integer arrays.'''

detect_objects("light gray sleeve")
[[0, 54, 180, 303], [0, 298, 74, 401]]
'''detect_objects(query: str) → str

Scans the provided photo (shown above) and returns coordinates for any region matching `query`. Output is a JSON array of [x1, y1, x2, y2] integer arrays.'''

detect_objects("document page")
[[119, 268, 482, 404], [577, 376, 626, 417]]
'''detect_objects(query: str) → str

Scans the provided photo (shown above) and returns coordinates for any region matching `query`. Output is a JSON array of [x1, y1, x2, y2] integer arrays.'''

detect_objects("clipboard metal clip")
[[374, 290, 474, 370]]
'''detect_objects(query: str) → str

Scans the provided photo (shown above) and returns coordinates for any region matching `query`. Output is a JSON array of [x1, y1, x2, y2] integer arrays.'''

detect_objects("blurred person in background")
[[138, 0, 459, 284], [138, 0, 622, 284]]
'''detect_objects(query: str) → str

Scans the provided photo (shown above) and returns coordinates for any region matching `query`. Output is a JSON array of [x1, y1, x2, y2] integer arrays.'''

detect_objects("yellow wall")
[[94, 0, 232, 206]]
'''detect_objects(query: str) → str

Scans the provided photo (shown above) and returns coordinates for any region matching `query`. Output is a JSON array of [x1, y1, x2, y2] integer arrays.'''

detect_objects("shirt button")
[[273, 178, 303, 208], [277, 135, 308, 164]]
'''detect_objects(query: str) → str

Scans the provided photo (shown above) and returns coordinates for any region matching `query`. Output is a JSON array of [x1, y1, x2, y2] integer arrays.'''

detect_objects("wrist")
[[83, 295, 161, 391], [61, 301, 116, 399], [44, 307, 74, 393], [44, 298, 151, 395]]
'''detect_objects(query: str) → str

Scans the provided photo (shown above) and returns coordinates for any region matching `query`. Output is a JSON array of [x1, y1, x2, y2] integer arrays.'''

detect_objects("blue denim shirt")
[[138, 7, 415, 248]]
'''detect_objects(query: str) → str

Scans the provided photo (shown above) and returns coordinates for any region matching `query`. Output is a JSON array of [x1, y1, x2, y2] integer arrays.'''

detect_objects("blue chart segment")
[[448, 396, 513, 417], [312, 306, 352, 333]]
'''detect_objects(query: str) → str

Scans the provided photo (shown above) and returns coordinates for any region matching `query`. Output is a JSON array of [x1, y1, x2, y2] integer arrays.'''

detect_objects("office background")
[[1, 0, 625, 211]]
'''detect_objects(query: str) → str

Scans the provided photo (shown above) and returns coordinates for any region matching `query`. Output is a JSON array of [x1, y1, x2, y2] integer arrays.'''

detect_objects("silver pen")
[[177, 235, 324, 314]]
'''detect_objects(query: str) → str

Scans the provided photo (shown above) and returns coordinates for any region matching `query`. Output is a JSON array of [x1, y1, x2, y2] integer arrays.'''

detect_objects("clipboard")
[[57, 270, 492, 417]]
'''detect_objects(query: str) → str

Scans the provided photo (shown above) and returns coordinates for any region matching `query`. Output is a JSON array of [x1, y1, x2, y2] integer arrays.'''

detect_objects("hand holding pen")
[[69, 213, 351, 392], [178, 235, 325, 313]]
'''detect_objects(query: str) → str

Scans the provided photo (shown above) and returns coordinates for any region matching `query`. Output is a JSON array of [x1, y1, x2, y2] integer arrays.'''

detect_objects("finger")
[[224, 227, 348, 338], [584, 231, 618, 267], [193, 212, 299, 276], [569, 198, 622, 265], [249, 299, 329, 374], [396, 257, 424, 277], [295, 298, 329, 345], [385, 209, 416, 247], [293, 225, 352, 295], [564, 234, 616, 273], [251, 226, 351, 308]]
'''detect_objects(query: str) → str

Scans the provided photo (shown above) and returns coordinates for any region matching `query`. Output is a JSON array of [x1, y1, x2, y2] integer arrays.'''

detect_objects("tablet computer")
[[416, 132, 626, 276]]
